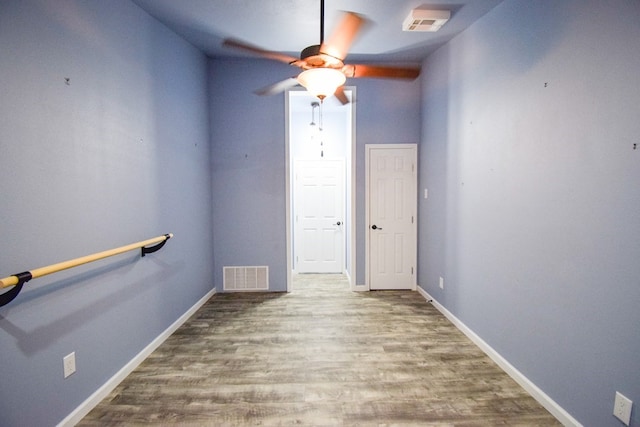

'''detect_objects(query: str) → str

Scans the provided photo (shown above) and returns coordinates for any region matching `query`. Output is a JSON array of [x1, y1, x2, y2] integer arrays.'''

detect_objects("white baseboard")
[[345, 269, 367, 292], [344, 269, 351, 286], [416, 286, 582, 427], [57, 287, 217, 427]]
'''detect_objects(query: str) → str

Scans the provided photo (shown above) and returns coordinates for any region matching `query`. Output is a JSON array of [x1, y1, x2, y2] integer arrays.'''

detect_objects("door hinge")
[[411, 216, 414, 224], [411, 267, 414, 275]]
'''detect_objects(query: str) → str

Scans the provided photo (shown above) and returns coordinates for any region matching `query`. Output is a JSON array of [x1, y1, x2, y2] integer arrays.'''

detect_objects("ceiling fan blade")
[[342, 64, 421, 80], [334, 86, 349, 105], [223, 38, 299, 64], [254, 77, 300, 96], [320, 11, 365, 61]]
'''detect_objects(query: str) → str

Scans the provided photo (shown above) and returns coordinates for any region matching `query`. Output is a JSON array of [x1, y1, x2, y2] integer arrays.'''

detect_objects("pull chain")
[[319, 101, 324, 157]]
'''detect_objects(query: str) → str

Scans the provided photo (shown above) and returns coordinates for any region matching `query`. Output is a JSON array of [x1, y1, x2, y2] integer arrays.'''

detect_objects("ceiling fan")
[[222, 0, 421, 104]]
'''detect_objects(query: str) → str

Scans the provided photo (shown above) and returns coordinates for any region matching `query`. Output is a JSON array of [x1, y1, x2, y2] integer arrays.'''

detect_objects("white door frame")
[[365, 143, 417, 291], [285, 88, 357, 291]]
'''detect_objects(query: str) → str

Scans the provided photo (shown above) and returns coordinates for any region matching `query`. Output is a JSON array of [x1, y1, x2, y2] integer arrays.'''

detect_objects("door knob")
[[371, 225, 382, 230], [334, 221, 342, 226]]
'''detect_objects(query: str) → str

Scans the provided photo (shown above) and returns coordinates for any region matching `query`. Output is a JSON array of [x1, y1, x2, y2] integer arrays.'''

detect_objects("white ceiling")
[[132, 0, 503, 63]]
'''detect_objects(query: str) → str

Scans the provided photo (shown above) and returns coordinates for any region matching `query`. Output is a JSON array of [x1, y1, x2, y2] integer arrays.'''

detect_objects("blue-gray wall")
[[209, 58, 290, 291], [209, 59, 421, 290], [353, 78, 422, 285], [0, 1, 213, 425], [418, 1, 640, 426]]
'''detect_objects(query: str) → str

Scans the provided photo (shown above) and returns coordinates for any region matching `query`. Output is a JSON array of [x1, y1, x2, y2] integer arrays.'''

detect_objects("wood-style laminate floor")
[[80, 275, 560, 426]]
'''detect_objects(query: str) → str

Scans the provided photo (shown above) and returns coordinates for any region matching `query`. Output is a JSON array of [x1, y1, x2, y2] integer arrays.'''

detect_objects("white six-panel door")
[[366, 145, 417, 290], [294, 159, 345, 273]]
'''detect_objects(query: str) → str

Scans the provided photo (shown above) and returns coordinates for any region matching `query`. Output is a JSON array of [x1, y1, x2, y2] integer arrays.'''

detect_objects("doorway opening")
[[285, 88, 356, 291]]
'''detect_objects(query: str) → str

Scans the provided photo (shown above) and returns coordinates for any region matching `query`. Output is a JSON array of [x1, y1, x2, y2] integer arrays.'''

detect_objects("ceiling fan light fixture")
[[297, 68, 346, 100]]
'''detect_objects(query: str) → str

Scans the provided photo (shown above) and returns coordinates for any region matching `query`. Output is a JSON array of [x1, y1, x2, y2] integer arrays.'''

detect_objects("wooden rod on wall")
[[0, 234, 172, 305]]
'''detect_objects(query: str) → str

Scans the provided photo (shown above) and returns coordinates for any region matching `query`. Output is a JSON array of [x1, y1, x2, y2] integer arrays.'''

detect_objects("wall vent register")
[[223, 266, 269, 291]]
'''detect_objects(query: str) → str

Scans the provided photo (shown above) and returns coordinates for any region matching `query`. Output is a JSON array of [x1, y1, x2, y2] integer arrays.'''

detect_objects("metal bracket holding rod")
[[0, 233, 173, 307], [141, 233, 172, 257], [0, 272, 32, 307]]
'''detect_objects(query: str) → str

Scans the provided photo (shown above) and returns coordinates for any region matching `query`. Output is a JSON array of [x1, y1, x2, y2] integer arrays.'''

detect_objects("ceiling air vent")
[[402, 9, 450, 32]]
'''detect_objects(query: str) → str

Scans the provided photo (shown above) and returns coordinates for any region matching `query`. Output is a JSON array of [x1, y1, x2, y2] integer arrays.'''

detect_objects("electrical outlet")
[[439, 276, 444, 289], [63, 352, 76, 378], [614, 391, 632, 426]]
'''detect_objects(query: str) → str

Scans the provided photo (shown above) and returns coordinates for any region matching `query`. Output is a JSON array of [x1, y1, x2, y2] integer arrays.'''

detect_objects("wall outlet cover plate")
[[614, 391, 632, 426], [63, 352, 76, 378]]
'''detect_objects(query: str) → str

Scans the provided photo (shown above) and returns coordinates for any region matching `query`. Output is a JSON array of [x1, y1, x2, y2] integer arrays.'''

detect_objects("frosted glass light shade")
[[297, 68, 346, 100]]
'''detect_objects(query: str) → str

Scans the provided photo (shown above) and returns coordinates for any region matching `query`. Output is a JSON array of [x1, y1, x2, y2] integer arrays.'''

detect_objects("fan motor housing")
[[300, 45, 343, 68]]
